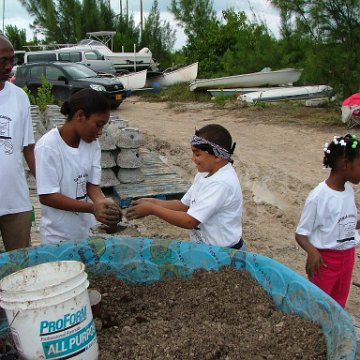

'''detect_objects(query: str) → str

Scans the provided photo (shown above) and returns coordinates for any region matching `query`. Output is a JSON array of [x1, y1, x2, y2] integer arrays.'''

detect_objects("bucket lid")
[[0, 261, 87, 302]]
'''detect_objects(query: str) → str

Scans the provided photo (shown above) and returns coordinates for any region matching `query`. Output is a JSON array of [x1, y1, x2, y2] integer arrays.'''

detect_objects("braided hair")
[[323, 134, 360, 169]]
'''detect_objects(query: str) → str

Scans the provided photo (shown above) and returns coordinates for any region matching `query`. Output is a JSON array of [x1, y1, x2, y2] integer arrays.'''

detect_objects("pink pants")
[[310, 247, 355, 308]]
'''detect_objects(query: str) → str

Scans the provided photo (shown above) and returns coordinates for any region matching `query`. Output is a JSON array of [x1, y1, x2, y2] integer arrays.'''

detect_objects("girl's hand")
[[306, 248, 326, 279], [94, 198, 122, 225]]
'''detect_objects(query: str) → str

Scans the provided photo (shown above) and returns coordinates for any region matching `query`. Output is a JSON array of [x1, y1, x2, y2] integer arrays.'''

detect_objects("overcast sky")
[[2, 0, 281, 49]]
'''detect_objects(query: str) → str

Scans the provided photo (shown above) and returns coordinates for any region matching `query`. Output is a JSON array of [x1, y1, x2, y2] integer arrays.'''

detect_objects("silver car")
[[24, 49, 116, 75], [56, 48, 116, 75]]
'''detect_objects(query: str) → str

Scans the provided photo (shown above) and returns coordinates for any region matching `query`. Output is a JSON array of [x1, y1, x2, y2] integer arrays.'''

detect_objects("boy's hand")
[[306, 248, 326, 278], [126, 199, 152, 220]]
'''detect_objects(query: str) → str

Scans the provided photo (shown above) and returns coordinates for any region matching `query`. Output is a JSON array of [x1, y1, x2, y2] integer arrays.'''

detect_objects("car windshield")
[[84, 50, 103, 60], [63, 64, 97, 79]]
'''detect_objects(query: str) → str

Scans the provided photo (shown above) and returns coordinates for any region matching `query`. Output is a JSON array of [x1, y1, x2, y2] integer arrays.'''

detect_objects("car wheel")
[[111, 101, 122, 109]]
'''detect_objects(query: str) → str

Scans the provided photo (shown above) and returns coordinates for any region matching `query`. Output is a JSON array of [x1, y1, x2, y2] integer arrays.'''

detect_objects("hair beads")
[[323, 134, 359, 169]]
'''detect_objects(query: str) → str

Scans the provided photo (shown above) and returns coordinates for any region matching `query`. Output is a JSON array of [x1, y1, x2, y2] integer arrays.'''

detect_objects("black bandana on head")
[[190, 135, 235, 161]]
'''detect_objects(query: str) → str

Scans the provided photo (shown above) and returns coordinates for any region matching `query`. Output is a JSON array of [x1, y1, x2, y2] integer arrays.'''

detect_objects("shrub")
[[23, 75, 54, 112], [37, 76, 54, 112]]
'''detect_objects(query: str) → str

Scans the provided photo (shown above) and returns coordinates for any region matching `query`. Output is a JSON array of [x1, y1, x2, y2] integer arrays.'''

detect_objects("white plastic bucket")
[[0, 261, 98, 360]]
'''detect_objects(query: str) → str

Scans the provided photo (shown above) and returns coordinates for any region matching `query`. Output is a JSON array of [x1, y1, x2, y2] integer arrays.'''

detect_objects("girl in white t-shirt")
[[296, 134, 360, 308], [126, 124, 244, 249], [35, 89, 122, 244]]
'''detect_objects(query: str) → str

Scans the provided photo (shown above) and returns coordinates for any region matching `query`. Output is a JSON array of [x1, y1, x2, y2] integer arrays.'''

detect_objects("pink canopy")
[[342, 92, 360, 106], [342, 92, 360, 124]]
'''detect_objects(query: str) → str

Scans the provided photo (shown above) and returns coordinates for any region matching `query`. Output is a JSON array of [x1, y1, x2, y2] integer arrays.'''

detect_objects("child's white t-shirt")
[[0, 82, 34, 216], [296, 181, 360, 250], [181, 163, 243, 247], [35, 128, 101, 244]]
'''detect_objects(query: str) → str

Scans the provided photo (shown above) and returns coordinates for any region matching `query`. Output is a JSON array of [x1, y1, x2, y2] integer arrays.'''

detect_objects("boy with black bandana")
[[126, 124, 245, 249]]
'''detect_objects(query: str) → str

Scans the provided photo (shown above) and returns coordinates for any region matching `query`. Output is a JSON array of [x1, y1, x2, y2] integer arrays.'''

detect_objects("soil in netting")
[[0, 266, 327, 359], [91, 266, 327, 360]]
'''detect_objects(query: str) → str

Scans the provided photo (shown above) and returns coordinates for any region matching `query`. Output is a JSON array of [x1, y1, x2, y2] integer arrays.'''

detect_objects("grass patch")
[[135, 83, 211, 103], [134, 85, 345, 129], [240, 101, 343, 128]]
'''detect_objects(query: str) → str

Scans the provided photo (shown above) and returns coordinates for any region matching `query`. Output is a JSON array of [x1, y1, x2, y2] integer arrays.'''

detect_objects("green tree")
[[140, 0, 176, 68], [218, 10, 280, 76], [171, 0, 217, 40], [82, 0, 115, 34], [170, 5, 280, 78], [4, 25, 27, 50], [270, 0, 360, 96], [19, 0, 59, 43], [57, 0, 83, 44], [171, 0, 220, 76], [18, 0, 116, 44], [113, 14, 140, 52], [98, 0, 115, 30]]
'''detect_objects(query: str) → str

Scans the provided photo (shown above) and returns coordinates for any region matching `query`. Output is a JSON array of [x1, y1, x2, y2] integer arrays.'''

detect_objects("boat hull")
[[238, 85, 333, 103], [190, 68, 302, 91], [208, 87, 281, 97], [105, 54, 153, 72], [146, 62, 199, 87], [116, 69, 147, 90]]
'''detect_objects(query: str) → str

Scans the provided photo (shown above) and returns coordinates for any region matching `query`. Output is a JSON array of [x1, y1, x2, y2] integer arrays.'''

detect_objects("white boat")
[[116, 69, 147, 90], [238, 85, 333, 103], [146, 62, 199, 87], [59, 39, 157, 73], [207, 87, 281, 97], [189, 68, 303, 91]]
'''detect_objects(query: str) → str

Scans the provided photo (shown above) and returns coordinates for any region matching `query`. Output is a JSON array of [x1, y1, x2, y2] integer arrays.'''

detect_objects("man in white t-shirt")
[[0, 34, 35, 251], [126, 124, 244, 250]]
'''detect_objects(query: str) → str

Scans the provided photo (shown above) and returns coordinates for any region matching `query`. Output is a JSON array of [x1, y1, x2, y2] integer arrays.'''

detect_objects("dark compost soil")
[[91, 266, 326, 360]]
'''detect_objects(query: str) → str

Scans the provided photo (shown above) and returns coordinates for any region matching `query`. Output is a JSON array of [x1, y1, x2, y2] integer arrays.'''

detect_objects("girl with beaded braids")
[[35, 89, 122, 244], [295, 134, 360, 308], [126, 124, 245, 249]]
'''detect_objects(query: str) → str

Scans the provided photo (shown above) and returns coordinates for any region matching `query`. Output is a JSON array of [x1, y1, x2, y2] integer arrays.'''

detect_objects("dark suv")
[[13, 62, 127, 108]]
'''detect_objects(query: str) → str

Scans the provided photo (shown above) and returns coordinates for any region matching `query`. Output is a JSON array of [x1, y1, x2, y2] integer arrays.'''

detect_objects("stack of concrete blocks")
[[25, 105, 45, 190], [30, 105, 46, 141], [98, 114, 121, 188], [43, 105, 66, 130], [98, 115, 146, 188], [25, 106, 147, 191], [115, 126, 145, 184]]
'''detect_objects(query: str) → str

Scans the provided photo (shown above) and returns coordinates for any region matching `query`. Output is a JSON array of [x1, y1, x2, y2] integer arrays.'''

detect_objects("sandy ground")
[[111, 96, 360, 327]]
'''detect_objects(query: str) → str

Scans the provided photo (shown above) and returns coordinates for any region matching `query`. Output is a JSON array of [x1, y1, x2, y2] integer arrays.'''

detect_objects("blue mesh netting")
[[0, 236, 357, 359]]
